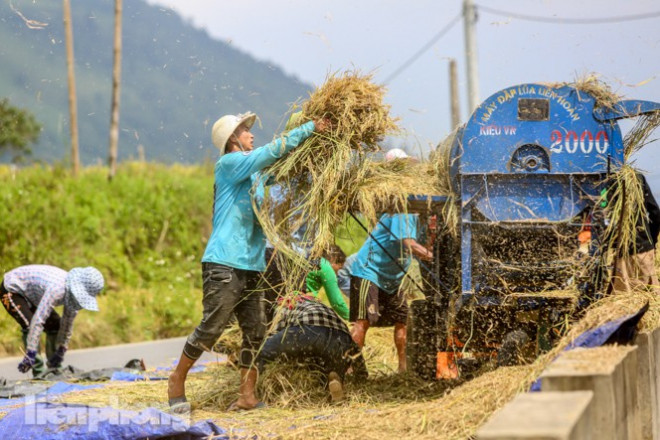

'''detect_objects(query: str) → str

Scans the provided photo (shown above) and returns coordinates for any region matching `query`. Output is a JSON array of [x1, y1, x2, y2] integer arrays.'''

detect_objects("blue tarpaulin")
[[0, 402, 228, 440], [110, 371, 167, 382], [156, 359, 224, 375], [530, 303, 648, 391], [0, 382, 102, 410]]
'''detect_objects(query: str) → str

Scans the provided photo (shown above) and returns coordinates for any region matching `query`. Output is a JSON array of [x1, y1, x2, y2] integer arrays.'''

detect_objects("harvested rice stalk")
[[255, 71, 398, 267], [429, 127, 461, 235], [600, 164, 647, 259], [571, 74, 620, 110], [351, 158, 440, 225], [623, 110, 660, 159], [546, 74, 620, 110]]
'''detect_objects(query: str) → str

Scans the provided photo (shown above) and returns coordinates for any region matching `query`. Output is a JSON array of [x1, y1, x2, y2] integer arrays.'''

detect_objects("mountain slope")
[[0, 0, 312, 163]]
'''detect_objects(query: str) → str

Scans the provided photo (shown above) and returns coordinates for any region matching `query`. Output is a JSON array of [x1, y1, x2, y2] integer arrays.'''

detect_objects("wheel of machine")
[[407, 298, 440, 380]]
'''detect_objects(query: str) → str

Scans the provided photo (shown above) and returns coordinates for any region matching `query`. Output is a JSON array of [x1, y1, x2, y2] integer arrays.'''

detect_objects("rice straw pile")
[[51, 285, 660, 439], [190, 287, 659, 439], [193, 326, 448, 410]]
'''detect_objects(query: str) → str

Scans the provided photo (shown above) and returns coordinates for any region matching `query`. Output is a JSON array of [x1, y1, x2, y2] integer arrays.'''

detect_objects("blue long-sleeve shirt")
[[202, 121, 316, 271], [349, 214, 419, 294]]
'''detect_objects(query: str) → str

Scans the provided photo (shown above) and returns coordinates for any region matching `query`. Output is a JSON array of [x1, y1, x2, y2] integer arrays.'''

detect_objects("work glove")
[[17, 350, 38, 373], [47, 346, 67, 369]]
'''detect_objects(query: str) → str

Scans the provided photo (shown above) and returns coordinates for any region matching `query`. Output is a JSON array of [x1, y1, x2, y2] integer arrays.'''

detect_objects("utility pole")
[[108, 0, 123, 181], [63, 0, 80, 176], [449, 59, 461, 129], [463, 0, 480, 113]]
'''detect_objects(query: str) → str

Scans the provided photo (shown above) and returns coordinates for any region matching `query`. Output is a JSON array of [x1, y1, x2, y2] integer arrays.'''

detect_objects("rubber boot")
[[21, 330, 45, 378], [45, 332, 58, 363]]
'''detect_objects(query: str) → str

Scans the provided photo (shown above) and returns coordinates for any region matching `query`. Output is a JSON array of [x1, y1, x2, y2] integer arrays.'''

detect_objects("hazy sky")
[[146, 0, 660, 186]]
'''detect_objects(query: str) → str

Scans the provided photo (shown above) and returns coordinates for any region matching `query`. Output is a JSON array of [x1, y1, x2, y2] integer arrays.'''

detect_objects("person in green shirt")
[[305, 245, 349, 320]]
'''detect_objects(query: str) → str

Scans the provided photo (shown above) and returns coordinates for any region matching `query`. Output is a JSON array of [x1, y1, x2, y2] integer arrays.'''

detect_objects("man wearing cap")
[[168, 111, 330, 413], [0, 265, 105, 376]]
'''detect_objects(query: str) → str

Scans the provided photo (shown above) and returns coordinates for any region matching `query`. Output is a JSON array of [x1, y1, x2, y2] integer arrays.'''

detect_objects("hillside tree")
[[0, 99, 41, 161]]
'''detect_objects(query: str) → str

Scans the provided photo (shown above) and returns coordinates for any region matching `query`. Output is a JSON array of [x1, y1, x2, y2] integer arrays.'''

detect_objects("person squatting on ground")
[[257, 247, 365, 403], [0, 265, 105, 377], [348, 212, 432, 373], [167, 112, 330, 413], [611, 172, 660, 293]]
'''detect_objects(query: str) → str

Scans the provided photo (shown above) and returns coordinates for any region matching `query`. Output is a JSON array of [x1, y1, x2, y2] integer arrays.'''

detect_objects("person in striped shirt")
[[0, 265, 105, 376]]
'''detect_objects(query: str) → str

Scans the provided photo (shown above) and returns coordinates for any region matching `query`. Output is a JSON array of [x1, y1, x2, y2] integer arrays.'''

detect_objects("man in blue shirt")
[[348, 212, 432, 373], [168, 112, 329, 413]]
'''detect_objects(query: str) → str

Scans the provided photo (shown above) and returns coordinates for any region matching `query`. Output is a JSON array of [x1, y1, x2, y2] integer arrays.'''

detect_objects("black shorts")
[[349, 276, 408, 326], [185, 263, 265, 367]]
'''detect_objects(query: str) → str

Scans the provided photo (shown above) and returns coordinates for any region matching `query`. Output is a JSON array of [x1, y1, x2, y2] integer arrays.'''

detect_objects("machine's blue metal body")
[[406, 84, 660, 375], [445, 83, 660, 303]]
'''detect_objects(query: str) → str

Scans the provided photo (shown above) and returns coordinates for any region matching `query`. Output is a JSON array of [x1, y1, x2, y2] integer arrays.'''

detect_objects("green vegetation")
[[0, 163, 371, 355], [0, 99, 41, 161], [0, 163, 213, 354]]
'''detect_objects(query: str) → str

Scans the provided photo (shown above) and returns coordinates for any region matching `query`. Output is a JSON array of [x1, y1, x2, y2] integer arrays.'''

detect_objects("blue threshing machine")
[[407, 83, 660, 379]]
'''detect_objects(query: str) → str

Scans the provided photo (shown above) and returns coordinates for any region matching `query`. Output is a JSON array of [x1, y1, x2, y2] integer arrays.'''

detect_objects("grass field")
[[0, 163, 370, 355]]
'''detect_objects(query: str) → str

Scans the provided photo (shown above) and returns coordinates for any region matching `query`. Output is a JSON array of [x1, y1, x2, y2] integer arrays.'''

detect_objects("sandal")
[[168, 396, 191, 414], [227, 400, 267, 412]]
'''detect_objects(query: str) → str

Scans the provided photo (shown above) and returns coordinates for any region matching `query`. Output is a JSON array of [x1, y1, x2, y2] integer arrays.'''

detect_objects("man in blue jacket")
[[168, 112, 329, 412], [348, 213, 432, 373]]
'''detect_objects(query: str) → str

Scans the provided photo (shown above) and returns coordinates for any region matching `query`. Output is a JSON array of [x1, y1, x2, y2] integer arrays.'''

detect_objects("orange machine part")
[[436, 351, 460, 379]]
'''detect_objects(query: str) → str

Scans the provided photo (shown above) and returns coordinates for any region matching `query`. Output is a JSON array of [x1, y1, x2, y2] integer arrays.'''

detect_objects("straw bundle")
[[599, 164, 647, 259], [547, 74, 620, 110], [428, 127, 461, 235], [255, 71, 397, 271], [599, 109, 660, 263], [623, 110, 660, 159], [350, 158, 440, 225], [254, 71, 449, 292]]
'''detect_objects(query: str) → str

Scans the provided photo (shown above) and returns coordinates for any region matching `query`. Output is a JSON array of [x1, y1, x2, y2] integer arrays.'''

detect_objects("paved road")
[[0, 337, 224, 381]]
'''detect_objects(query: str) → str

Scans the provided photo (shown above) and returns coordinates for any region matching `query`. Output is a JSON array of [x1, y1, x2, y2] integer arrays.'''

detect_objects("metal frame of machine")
[[407, 83, 660, 379]]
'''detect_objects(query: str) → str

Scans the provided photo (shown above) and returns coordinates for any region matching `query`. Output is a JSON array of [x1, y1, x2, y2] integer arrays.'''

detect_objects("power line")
[[477, 4, 660, 24], [383, 13, 461, 85]]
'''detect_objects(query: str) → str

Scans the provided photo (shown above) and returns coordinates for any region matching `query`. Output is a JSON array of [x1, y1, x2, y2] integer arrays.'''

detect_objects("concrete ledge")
[[652, 327, 660, 439], [477, 391, 594, 440], [540, 345, 641, 440], [635, 331, 657, 440]]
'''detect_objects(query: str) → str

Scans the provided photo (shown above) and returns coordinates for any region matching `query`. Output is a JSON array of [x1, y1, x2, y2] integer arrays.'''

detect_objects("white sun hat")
[[385, 148, 409, 161], [211, 112, 257, 156], [65, 267, 105, 312]]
